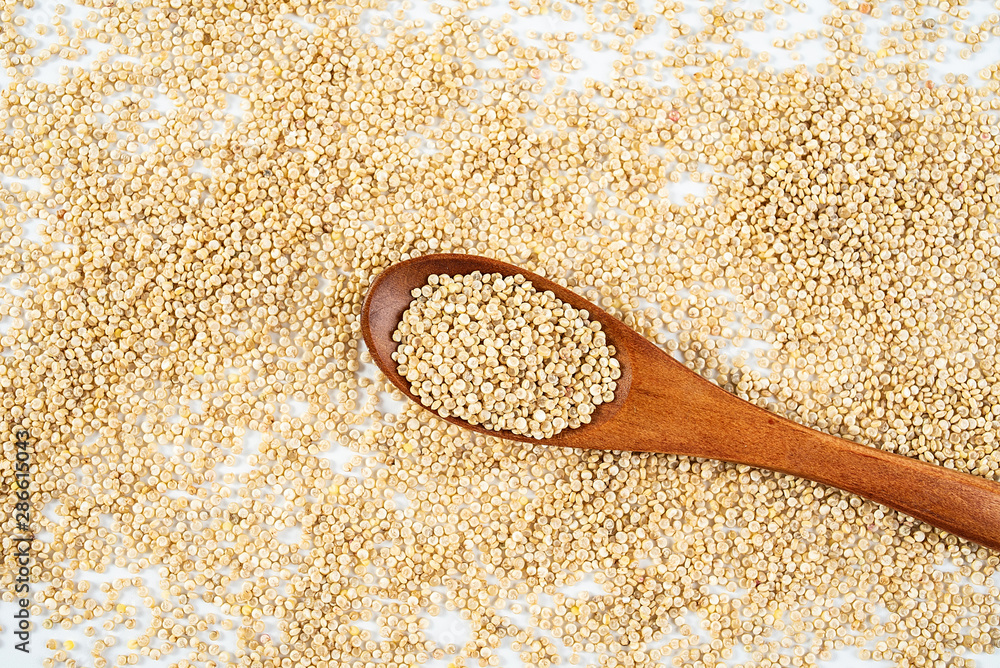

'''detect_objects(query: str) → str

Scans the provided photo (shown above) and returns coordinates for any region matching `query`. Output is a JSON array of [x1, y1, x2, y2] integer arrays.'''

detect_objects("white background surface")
[[2, 0, 1000, 666]]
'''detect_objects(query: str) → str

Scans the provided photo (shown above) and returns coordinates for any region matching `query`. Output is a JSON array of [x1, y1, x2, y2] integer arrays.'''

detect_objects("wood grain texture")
[[362, 253, 1000, 551]]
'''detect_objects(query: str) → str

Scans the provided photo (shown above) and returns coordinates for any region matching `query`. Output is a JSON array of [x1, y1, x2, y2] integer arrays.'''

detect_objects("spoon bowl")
[[362, 253, 634, 445], [362, 253, 1000, 551]]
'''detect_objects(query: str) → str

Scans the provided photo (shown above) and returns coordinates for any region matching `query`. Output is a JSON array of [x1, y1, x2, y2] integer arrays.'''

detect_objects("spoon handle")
[[768, 420, 1000, 551], [622, 339, 1000, 551]]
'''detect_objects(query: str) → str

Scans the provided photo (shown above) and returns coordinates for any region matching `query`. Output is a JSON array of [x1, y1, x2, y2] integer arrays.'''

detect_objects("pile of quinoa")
[[1, 1, 999, 667], [392, 271, 619, 438]]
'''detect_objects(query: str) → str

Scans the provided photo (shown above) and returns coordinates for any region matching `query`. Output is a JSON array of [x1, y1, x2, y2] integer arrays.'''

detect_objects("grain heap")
[[392, 271, 619, 438], [1, 1, 999, 667]]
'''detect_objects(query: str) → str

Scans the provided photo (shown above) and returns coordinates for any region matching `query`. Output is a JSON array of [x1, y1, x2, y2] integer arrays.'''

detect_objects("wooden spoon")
[[361, 253, 1000, 551]]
